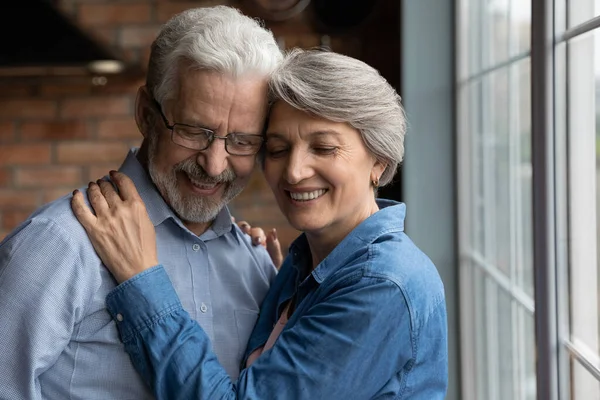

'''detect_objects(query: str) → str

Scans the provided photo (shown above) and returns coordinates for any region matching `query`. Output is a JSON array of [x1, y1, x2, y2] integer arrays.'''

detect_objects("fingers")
[[97, 179, 122, 208], [235, 220, 283, 268], [237, 220, 266, 247], [86, 181, 109, 216], [236, 219, 281, 261], [266, 228, 284, 269], [249, 227, 266, 247], [109, 171, 142, 202], [237, 220, 251, 235], [71, 189, 96, 231]]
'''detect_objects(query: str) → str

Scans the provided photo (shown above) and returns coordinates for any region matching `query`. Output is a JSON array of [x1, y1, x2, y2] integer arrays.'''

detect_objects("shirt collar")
[[117, 148, 234, 238], [118, 148, 173, 227], [198, 205, 234, 240], [288, 199, 406, 284]]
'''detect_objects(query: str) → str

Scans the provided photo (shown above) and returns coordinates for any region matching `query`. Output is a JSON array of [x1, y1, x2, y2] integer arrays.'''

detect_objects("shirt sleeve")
[[0, 218, 91, 400], [106, 265, 427, 400]]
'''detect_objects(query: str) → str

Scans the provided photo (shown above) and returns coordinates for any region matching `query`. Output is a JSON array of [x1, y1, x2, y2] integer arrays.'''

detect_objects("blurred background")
[[3, 0, 600, 399], [0, 0, 401, 252]]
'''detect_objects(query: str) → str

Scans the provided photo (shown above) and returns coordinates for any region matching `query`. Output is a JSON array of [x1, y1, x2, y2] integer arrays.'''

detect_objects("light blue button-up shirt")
[[0, 149, 277, 400], [105, 200, 448, 399]]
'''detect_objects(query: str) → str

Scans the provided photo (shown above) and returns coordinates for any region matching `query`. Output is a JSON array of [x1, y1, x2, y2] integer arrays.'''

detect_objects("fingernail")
[[109, 170, 117, 175], [272, 228, 278, 240], [72, 189, 78, 196]]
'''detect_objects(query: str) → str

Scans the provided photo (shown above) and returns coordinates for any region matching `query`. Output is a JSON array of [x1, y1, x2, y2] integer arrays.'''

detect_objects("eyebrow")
[[177, 119, 260, 136], [309, 129, 341, 138], [177, 119, 216, 131]]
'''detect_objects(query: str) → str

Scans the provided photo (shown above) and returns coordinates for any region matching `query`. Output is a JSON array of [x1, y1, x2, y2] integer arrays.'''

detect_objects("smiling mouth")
[[286, 189, 328, 202], [184, 173, 225, 193]]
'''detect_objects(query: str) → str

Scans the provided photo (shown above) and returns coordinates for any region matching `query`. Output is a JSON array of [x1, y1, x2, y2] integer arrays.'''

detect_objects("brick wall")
[[0, 0, 399, 254]]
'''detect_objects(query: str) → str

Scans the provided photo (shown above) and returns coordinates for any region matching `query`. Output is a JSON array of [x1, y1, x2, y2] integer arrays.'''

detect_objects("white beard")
[[147, 137, 245, 224]]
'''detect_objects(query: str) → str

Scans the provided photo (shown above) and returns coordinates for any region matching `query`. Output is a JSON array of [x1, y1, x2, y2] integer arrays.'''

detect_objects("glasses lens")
[[227, 135, 263, 155], [172, 126, 211, 150]]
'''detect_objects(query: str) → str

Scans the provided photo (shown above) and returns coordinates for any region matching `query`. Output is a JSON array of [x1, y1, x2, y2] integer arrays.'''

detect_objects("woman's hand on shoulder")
[[71, 171, 158, 284], [233, 218, 283, 269]]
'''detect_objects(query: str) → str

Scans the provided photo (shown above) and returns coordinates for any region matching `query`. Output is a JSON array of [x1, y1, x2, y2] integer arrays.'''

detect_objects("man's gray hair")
[[147, 6, 283, 107], [268, 49, 406, 187]]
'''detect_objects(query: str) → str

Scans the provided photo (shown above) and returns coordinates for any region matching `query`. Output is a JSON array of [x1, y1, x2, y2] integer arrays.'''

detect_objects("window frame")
[[456, 0, 539, 398], [458, 0, 600, 398]]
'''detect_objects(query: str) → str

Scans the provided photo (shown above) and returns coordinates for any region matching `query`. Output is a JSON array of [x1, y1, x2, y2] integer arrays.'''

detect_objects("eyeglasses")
[[152, 99, 264, 156]]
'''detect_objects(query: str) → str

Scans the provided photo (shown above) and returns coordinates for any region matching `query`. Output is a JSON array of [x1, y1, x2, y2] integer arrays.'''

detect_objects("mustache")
[[174, 158, 236, 184]]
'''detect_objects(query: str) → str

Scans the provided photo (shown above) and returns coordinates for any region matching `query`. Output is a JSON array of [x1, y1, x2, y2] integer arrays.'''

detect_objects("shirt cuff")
[[105, 265, 183, 342]]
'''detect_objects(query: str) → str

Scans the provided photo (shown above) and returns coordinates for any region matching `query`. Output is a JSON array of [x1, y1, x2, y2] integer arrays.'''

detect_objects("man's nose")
[[197, 137, 229, 177]]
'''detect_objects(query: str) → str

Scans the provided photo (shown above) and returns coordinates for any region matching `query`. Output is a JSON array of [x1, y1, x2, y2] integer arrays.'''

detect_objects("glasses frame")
[[152, 99, 264, 156]]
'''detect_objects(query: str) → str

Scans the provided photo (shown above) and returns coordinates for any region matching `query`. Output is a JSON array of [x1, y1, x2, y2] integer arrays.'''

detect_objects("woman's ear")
[[135, 87, 156, 139], [371, 160, 386, 184]]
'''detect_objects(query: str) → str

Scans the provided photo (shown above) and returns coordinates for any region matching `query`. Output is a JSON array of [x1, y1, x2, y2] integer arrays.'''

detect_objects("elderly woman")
[[71, 49, 448, 399]]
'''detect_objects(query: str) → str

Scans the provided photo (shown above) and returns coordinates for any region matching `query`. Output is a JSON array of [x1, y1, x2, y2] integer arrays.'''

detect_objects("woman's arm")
[[71, 172, 447, 400], [105, 265, 439, 400], [105, 266, 236, 400]]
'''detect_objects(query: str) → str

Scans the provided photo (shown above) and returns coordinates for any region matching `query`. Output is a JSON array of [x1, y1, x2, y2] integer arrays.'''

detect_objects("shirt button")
[[192, 243, 200, 252], [116, 313, 124, 322], [200, 303, 208, 313]]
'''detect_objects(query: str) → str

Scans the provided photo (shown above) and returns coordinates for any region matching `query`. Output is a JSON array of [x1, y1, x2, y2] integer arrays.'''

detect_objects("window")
[[458, 0, 600, 398], [562, 0, 600, 397], [457, 0, 535, 398]]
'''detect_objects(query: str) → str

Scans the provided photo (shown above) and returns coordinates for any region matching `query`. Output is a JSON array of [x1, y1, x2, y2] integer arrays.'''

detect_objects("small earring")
[[372, 176, 380, 188]]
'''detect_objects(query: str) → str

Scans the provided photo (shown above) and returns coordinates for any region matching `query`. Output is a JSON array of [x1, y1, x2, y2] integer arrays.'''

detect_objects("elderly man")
[[0, 6, 282, 399]]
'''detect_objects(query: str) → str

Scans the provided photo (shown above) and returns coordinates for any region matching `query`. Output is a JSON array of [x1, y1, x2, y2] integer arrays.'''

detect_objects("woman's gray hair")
[[147, 6, 283, 107], [268, 49, 406, 187]]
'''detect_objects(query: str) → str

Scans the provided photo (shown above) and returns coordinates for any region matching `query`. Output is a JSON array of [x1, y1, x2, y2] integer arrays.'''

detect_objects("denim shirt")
[[106, 199, 448, 399]]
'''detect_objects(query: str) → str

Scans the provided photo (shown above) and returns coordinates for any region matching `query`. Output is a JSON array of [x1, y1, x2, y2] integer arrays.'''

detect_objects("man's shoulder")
[[0, 190, 103, 288], [2, 190, 89, 247], [31, 192, 85, 228], [228, 223, 278, 280]]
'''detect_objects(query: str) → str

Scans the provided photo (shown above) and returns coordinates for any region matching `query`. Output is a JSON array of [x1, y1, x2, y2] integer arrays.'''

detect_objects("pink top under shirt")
[[246, 303, 290, 367]]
